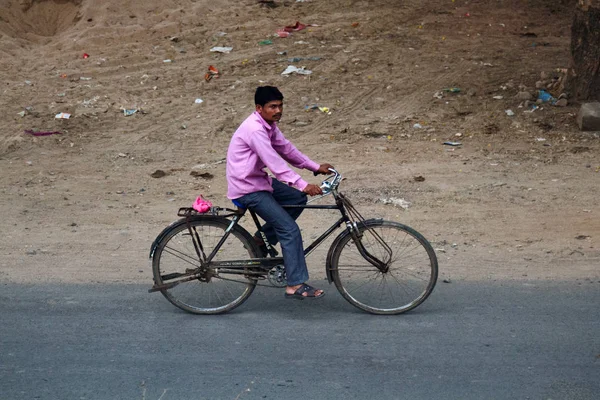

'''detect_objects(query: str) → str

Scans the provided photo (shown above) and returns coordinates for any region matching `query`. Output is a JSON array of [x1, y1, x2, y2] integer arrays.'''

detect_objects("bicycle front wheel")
[[330, 220, 438, 315], [152, 217, 260, 314]]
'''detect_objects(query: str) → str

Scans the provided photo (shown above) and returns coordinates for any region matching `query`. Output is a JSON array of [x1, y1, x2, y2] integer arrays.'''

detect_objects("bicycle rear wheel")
[[330, 220, 438, 315], [152, 217, 260, 314]]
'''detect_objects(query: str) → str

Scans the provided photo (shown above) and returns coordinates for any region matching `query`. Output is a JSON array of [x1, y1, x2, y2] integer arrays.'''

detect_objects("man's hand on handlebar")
[[303, 184, 323, 196], [316, 163, 334, 175]]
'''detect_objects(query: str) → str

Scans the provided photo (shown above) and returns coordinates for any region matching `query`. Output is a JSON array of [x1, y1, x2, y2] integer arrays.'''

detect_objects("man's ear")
[[255, 104, 262, 113]]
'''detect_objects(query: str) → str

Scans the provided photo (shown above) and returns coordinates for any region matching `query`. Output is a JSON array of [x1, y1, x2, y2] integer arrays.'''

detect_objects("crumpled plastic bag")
[[192, 195, 213, 213]]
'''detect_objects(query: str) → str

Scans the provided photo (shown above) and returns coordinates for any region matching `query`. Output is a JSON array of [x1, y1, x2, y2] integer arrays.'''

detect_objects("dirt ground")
[[0, 0, 598, 286]]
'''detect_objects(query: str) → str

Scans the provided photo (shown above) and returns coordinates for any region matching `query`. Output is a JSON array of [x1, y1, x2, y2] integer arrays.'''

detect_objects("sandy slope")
[[0, 0, 598, 285]]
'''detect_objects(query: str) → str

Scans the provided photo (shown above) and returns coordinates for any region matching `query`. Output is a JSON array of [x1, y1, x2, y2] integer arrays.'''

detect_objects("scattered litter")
[[259, 39, 273, 45], [443, 87, 461, 93], [55, 112, 71, 119], [505, 109, 515, 116], [277, 51, 288, 55], [287, 56, 322, 62], [537, 89, 556, 104], [163, 59, 172, 63], [381, 197, 411, 209], [204, 65, 220, 82], [413, 123, 423, 129], [57, 93, 66, 97], [83, 53, 89, 59], [24, 130, 62, 137], [294, 41, 309, 45], [122, 109, 138, 116], [433, 91, 443, 99], [276, 30, 291, 38], [195, 98, 204, 104], [17, 111, 26, 117], [304, 104, 331, 114], [79, 77, 92, 81], [283, 21, 313, 32], [281, 65, 312, 75], [210, 46, 233, 53], [493, 95, 503, 100], [351, 22, 360, 28], [216, 32, 227, 37], [443, 141, 462, 146], [524, 104, 539, 113], [455, 132, 463, 137], [535, 137, 546, 142]]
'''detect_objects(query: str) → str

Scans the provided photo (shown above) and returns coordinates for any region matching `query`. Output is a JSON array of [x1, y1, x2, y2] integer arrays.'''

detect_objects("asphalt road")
[[1, 280, 598, 400]]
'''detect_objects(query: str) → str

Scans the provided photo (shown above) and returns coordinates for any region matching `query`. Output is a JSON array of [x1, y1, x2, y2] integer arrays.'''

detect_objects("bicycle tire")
[[329, 219, 438, 315], [152, 217, 260, 314]]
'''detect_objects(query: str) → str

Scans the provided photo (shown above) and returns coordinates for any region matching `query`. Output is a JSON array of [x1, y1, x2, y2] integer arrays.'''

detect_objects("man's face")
[[256, 100, 283, 124]]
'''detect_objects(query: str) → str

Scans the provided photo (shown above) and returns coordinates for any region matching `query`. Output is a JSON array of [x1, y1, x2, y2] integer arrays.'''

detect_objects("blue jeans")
[[235, 179, 308, 286]]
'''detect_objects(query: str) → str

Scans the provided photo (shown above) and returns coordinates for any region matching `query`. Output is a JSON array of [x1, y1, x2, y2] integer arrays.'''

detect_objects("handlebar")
[[307, 168, 342, 203]]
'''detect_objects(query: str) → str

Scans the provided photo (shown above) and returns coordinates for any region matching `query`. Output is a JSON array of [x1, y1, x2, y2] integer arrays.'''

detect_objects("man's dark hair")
[[255, 86, 283, 106]]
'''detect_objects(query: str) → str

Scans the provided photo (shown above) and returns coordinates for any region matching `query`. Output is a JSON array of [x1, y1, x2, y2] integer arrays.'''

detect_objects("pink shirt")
[[226, 111, 320, 199]]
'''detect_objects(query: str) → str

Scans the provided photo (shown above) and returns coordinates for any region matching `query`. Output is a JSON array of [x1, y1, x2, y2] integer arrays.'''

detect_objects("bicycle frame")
[[196, 192, 388, 275]]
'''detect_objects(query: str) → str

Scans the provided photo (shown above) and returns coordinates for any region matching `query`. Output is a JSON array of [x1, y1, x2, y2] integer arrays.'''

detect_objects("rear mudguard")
[[325, 218, 382, 283], [149, 216, 249, 260]]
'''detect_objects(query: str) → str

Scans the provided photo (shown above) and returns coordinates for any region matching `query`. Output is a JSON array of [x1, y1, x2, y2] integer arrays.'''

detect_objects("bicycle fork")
[[347, 222, 392, 273]]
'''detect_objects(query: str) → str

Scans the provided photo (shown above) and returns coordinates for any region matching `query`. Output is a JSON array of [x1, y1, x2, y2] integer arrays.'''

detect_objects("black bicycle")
[[149, 169, 438, 315]]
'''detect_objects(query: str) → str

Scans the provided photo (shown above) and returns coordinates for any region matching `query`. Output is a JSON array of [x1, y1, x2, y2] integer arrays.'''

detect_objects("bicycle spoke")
[[152, 218, 258, 314], [331, 221, 437, 314]]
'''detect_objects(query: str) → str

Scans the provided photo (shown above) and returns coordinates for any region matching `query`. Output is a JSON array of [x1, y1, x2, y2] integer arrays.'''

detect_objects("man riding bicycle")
[[226, 86, 333, 300]]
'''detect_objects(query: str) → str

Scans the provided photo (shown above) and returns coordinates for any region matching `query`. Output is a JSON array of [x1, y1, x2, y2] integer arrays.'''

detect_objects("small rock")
[[413, 176, 425, 182], [443, 279, 452, 283], [190, 171, 214, 179], [577, 102, 600, 131], [413, 123, 423, 129], [151, 170, 167, 178], [26, 250, 37, 255], [515, 91, 532, 101], [554, 98, 567, 107], [70, 222, 77, 227]]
